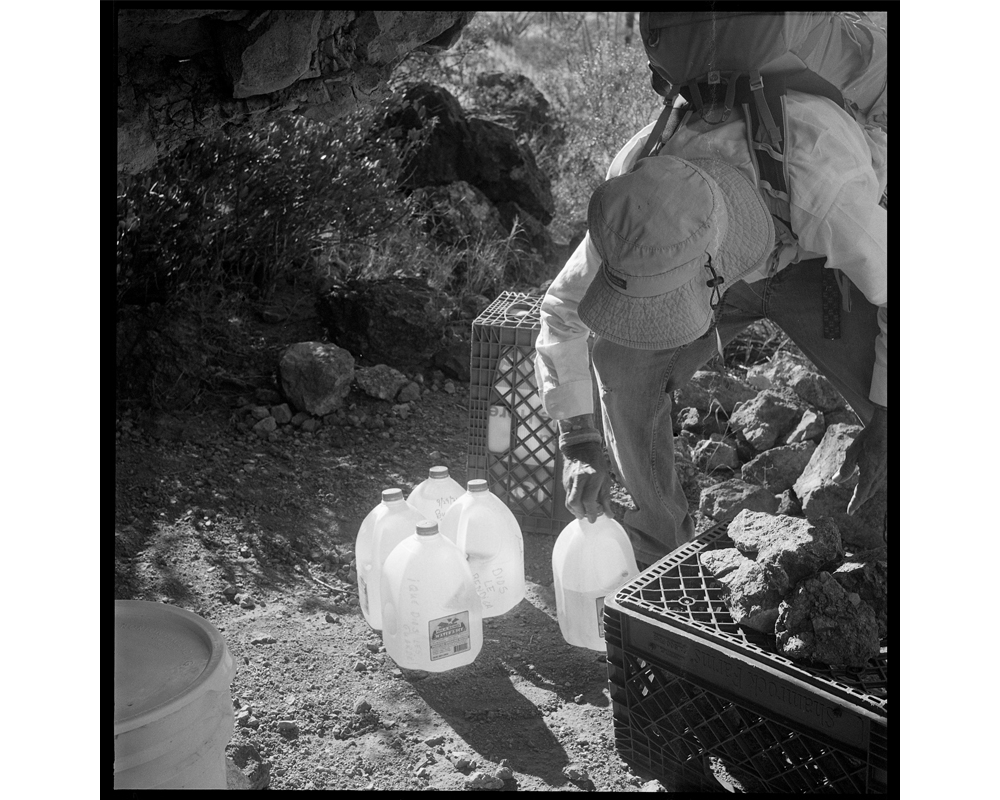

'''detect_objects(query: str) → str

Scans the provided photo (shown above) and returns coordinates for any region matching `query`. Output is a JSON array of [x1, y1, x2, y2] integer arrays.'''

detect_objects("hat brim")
[[578, 158, 774, 350]]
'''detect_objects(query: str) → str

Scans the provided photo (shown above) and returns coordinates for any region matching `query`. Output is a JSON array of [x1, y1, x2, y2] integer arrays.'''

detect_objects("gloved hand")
[[833, 406, 888, 515], [561, 440, 613, 523]]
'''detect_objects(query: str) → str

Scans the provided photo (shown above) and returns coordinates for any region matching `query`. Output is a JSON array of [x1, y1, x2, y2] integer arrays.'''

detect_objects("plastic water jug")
[[441, 479, 525, 617], [381, 520, 484, 672], [552, 514, 639, 650], [407, 466, 464, 524], [355, 488, 425, 631]]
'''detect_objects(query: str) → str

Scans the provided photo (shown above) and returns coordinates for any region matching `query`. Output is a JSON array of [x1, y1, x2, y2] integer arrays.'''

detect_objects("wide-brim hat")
[[578, 155, 774, 350]]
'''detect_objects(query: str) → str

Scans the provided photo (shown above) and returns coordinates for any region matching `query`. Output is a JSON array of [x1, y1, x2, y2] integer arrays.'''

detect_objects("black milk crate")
[[604, 523, 888, 794], [467, 292, 574, 535]]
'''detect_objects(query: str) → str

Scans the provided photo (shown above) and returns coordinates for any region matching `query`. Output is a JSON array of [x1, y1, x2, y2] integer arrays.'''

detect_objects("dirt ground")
[[114, 297, 734, 792]]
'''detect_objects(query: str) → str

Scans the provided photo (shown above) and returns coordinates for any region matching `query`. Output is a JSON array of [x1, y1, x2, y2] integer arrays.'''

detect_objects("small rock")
[[397, 381, 422, 403], [424, 735, 446, 747], [276, 720, 298, 734], [573, 694, 585, 705], [250, 405, 270, 421], [676, 406, 700, 432], [290, 411, 310, 427], [270, 403, 293, 424], [443, 381, 456, 394], [448, 751, 475, 771], [353, 660, 367, 673], [354, 698, 373, 714], [639, 779, 667, 792], [252, 417, 277, 437], [249, 632, 276, 645], [365, 642, 381, 653], [494, 765, 514, 781], [324, 612, 339, 624], [562, 765, 590, 784], [239, 596, 256, 610], [301, 418, 321, 434], [785, 409, 826, 444], [392, 403, 411, 420], [465, 771, 504, 790], [222, 584, 238, 602]]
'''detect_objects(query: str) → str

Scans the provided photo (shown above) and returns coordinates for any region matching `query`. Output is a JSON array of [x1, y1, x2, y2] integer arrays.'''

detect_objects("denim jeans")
[[591, 259, 881, 566]]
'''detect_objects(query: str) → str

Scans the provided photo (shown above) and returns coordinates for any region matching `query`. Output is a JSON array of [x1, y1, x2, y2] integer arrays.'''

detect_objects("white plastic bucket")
[[114, 600, 237, 789]]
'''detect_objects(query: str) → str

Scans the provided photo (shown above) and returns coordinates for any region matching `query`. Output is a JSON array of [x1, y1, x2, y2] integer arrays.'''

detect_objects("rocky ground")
[[114, 293, 739, 793]]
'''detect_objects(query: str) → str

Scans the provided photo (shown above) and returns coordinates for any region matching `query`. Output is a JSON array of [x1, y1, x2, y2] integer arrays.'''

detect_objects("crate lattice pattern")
[[467, 293, 573, 534], [606, 522, 888, 793]]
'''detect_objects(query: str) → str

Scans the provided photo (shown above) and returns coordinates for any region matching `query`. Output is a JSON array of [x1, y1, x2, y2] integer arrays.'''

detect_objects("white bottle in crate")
[[407, 466, 464, 524], [440, 479, 525, 617], [552, 514, 639, 650], [381, 520, 484, 672], [355, 488, 425, 631]]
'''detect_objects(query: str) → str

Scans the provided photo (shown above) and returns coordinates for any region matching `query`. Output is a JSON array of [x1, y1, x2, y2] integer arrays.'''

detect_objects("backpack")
[[634, 11, 888, 340], [639, 11, 887, 136]]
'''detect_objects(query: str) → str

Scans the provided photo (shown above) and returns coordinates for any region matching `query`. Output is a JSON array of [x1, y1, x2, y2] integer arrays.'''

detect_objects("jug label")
[[429, 611, 473, 661], [596, 596, 606, 639]]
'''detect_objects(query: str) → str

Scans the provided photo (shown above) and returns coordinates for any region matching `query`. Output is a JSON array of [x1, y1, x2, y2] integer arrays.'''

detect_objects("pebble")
[[574, 694, 585, 704], [639, 779, 667, 792], [250, 633, 276, 645], [325, 612, 339, 624], [353, 660, 367, 673], [276, 720, 298, 734], [365, 642, 381, 653], [424, 735, 446, 747], [494, 765, 514, 781]]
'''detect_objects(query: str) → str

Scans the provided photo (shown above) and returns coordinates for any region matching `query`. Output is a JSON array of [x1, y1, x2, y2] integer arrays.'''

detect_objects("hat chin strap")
[[704, 254, 725, 309]]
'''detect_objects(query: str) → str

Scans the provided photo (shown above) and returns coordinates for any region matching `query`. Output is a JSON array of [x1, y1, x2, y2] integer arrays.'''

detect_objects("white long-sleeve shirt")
[[535, 91, 888, 419]]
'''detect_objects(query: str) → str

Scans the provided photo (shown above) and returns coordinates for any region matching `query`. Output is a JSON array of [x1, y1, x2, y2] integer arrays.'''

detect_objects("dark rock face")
[[316, 276, 466, 373], [471, 72, 564, 144], [384, 84, 554, 226], [117, 9, 475, 174], [775, 572, 881, 667]]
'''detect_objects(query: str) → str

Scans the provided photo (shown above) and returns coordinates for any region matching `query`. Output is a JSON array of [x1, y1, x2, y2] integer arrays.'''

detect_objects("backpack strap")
[[632, 95, 686, 166]]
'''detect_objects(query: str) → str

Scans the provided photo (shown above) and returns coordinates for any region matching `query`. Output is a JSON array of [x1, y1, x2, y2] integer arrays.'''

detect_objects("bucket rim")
[[115, 600, 234, 734]]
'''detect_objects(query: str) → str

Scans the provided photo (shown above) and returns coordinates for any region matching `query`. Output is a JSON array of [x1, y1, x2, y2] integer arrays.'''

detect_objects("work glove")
[[833, 406, 888, 516], [561, 440, 613, 523]]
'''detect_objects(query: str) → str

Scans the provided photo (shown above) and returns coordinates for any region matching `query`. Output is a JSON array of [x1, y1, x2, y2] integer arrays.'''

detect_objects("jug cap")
[[416, 520, 438, 536], [382, 488, 404, 502], [429, 466, 450, 479], [468, 479, 489, 493]]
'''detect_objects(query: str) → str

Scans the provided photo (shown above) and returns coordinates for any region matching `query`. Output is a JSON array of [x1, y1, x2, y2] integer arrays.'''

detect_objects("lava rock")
[[727, 510, 844, 590], [775, 571, 881, 667], [741, 441, 817, 493], [729, 389, 807, 451], [699, 478, 779, 523]]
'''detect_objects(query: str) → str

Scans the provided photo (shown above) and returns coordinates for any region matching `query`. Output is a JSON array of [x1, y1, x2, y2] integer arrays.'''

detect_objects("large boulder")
[[471, 72, 564, 144], [383, 84, 554, 226], [278, 342, 355, 415], [410, 181, 508, 247], [118, 10, 475, 174]]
